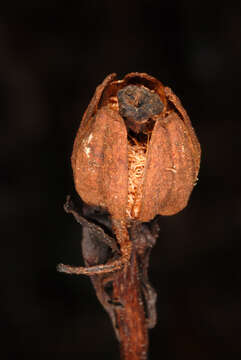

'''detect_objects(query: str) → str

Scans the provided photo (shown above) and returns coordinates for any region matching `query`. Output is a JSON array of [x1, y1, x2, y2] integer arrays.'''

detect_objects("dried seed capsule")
[[72, 72, 201, 222]]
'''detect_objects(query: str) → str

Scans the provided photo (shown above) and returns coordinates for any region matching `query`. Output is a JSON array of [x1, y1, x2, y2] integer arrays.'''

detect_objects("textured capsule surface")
[[71, 72, 201, 222]]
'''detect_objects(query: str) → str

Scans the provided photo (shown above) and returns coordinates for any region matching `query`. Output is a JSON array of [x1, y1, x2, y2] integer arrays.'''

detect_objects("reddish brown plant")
[[59, 72, 201, 276], [58, 72, 201, 360]]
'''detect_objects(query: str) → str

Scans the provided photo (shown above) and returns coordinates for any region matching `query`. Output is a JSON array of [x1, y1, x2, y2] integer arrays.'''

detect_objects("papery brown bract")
[[72, 105, 128, 221], [138, 87, 201, 220]]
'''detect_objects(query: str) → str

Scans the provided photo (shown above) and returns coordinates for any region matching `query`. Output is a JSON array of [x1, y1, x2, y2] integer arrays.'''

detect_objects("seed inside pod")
[[117, 85, 163, 133], [126, 137, 147, 220], [116, 85, 164, 220]]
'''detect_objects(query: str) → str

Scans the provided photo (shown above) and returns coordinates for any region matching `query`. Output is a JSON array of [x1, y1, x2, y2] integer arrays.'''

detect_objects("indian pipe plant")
[[58, 72, 201, 360]]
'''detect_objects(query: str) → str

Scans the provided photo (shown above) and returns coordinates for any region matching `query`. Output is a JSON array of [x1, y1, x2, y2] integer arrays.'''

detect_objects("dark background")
[[1, 1, 241, 359]]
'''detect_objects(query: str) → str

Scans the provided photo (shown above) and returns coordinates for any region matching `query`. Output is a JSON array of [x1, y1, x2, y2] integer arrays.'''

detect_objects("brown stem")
[[59, 198, 158, 359], [113, 247, 148, 360]]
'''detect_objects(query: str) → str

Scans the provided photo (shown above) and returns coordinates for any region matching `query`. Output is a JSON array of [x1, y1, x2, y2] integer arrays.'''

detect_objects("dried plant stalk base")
[[59, 197, 158, 360]]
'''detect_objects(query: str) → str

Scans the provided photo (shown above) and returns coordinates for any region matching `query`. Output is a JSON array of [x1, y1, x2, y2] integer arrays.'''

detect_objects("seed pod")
[[71, 72, 201, 223]]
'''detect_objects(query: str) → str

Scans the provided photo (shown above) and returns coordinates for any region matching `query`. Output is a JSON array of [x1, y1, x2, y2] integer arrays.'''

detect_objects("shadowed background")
[[1, 1, 241, 359]]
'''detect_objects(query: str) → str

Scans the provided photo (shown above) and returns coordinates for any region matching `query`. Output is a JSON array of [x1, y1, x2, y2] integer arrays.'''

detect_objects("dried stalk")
[[113, 249, 148, 360], [58, 72, 201, 359], [59, 197, 158, 360]]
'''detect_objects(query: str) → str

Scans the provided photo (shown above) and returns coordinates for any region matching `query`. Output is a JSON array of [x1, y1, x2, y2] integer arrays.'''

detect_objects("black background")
[[1, 1, 241, 359]]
